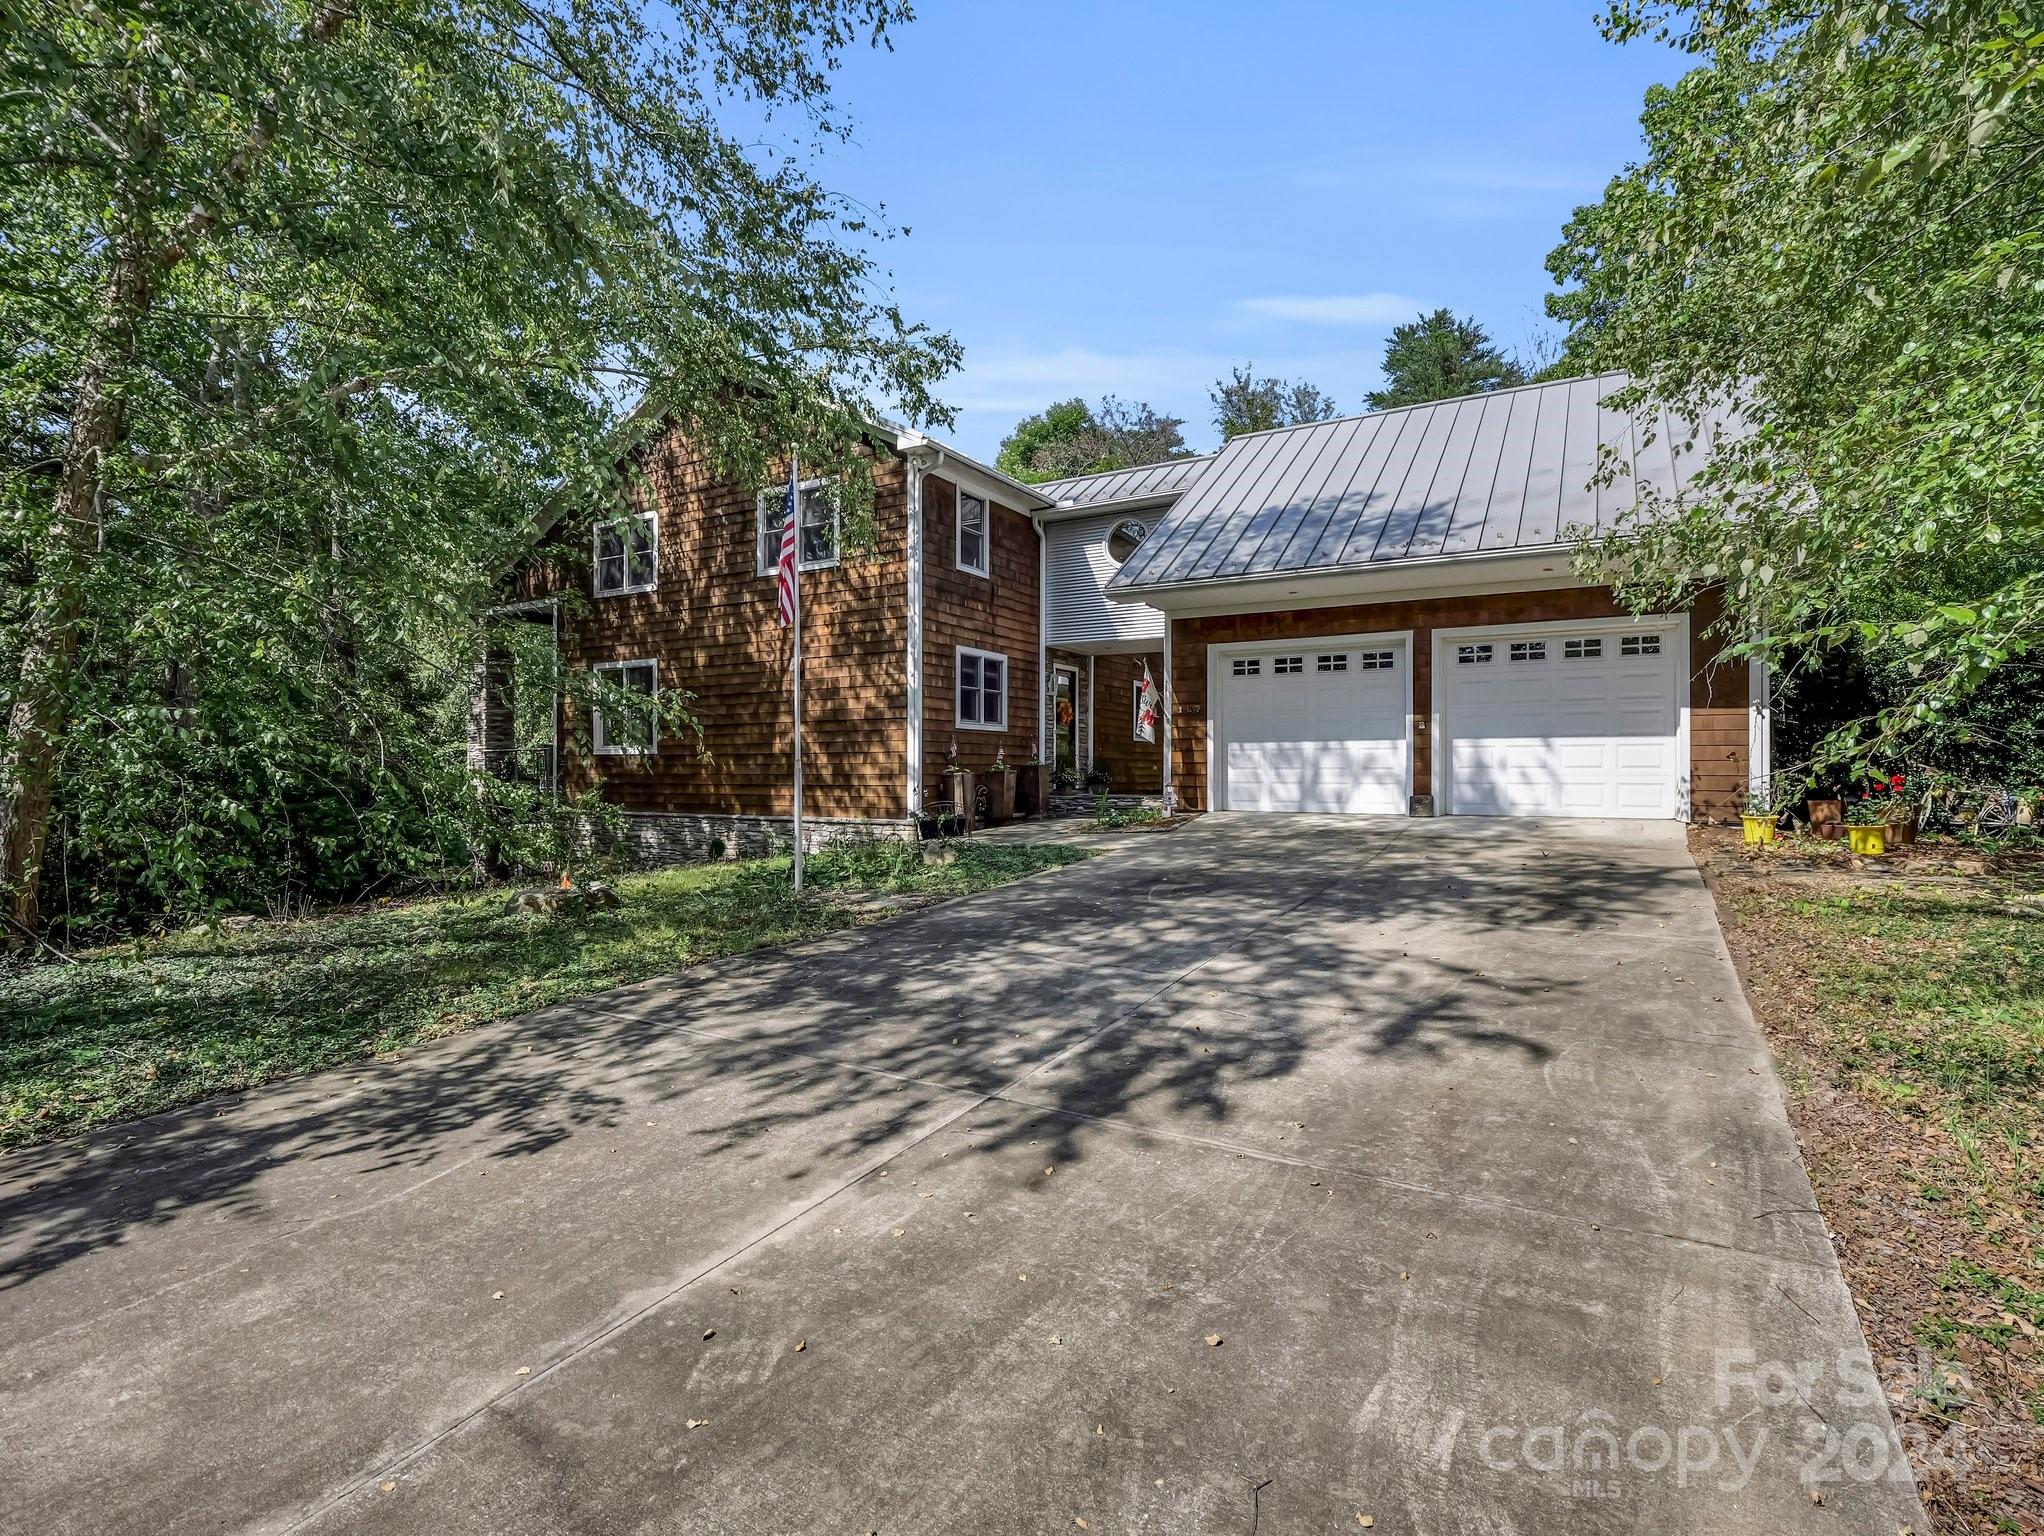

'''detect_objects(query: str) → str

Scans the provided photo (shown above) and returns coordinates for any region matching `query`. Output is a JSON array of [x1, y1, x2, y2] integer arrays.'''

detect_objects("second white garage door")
[[1218, 641, 1410, 813], [1440, 624, 1682, 818]]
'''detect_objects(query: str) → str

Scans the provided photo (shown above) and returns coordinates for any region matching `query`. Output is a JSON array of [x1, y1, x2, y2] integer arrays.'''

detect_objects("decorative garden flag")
[[778, 460, 805, 890], [1135, 660, 1159, 745]]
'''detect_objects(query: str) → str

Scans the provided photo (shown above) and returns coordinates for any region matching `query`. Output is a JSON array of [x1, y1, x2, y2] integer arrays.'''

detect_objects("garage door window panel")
[[1444, 624, 1680, 820], [1219, 638, 1409, 816]]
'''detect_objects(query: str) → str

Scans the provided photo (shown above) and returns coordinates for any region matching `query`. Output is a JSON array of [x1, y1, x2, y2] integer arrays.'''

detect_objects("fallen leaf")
[[514, 1366, 531, 1376], [1075, 1520, 1089, 1530], [892, 1228, 905, 1238], [702, 1329, 715, 1341], [379, 1481, 397, 1493], [686, 1417, 709, 1429], [1358, 1517, 1376, 1529], [1049, 1333, 1063, 1345], [491, 1291, 504, 1300], [793, 1340, 807, 1353], [1205, 1334, 1223, 1347]]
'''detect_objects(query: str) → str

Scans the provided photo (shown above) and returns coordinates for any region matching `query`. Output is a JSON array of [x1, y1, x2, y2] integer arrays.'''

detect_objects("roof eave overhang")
[[1107, 546, 1589, 617], [893, 430, 1058, 513], [1035, 490, 1187, 525]]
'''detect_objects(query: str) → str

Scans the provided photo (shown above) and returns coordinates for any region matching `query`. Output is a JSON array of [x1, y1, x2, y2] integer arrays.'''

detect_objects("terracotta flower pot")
[[1807, 798, 1845, 840]]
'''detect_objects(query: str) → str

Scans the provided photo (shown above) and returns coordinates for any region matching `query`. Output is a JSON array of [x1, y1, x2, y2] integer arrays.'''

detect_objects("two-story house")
[[486, 371, 1761, 861]]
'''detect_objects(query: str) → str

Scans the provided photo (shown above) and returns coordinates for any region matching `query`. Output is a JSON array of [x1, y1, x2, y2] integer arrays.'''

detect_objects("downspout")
[[904, 451, 929, 820], [551, 601, 562, 799], [1748, 650, 1772, 803], [1161, 618, 1174, 812], [1034, 515, 1048, 763]]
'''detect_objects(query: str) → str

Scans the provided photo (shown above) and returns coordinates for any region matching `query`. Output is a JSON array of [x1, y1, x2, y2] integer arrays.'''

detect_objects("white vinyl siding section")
[[1044, 512, 1164, 647]]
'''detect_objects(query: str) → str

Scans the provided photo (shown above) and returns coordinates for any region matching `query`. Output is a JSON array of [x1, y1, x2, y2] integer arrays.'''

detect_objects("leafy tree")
[[1546, 1, 2044, 779], [1364, 310, 1529, 409], [0, 0, 956, 941], [996, 396, 1191, 482], [1209, 366, 1339, 441]]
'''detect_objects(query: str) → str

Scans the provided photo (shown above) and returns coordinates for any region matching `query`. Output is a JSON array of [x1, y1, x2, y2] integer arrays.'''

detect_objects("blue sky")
[[801, 3, 1685, 462]]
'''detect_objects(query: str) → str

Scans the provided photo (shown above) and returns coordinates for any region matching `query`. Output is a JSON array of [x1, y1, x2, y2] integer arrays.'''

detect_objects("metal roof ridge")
[[1205, 370, 1631, 450]]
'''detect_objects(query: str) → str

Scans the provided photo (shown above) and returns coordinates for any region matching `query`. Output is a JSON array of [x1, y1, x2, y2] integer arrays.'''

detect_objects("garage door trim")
[[1429, 612, 1690, 821], [1205, 628, 1415, 813]]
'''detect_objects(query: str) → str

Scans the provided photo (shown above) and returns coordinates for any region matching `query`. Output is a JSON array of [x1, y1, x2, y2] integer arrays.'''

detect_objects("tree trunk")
[[0, 244, 148, 944]]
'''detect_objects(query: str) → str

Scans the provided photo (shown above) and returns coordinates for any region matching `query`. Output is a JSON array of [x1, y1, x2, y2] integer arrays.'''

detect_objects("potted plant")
[[913, 792, 963, 841], [982, 749, 1017, 823], [942, 740, 976, 835], [1844, 795, 1889, 856], [1880, 772, 1918, 845], [1807, 789, 1846, 841], [1016, 758, 1052, 817], [1740, 788, 1777, 845]]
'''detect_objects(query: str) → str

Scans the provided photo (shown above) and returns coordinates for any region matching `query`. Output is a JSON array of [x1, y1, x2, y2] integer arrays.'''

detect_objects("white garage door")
[[1442, 627, 1681, 818], [1219, 642, 1409, 814]]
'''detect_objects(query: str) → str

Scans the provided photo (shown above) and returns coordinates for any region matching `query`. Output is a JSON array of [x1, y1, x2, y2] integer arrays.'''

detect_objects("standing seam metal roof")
[[1035, 454, 1217, 509], [1108, 372, 1745, 593]]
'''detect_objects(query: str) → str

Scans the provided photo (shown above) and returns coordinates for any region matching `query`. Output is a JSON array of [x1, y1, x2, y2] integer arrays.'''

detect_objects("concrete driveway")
[[0, 816, 1924, 1535]]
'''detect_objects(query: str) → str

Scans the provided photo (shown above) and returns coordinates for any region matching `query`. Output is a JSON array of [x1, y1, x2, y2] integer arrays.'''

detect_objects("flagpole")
[[789, 452, 805, 893]]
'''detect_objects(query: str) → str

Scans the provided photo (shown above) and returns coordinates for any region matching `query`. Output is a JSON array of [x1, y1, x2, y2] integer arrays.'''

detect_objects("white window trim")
[[955, 488, 990, 578], [593, 509, 658, 599], [955, 645, 1008, 732], [591, 658, 658, 756], [756, 477, 842, 577]]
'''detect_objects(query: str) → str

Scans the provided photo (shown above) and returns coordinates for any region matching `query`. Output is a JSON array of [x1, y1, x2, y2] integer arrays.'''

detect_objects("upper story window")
[[756, 479, 840, 576], [594, 509, 657, 597], [1106, 518, 1148, 564], [591, 659, 658, 755], [956, 490, 989, 576], [956, 647, 1006, 730]]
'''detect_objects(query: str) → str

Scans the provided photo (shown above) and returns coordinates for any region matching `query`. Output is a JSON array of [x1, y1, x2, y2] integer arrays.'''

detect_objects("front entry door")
[[1053, 666, 1078, 769]]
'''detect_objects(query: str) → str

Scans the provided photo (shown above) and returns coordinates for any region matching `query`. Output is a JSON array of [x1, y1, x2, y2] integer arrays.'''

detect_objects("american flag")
[[775, 470, 799, 628]]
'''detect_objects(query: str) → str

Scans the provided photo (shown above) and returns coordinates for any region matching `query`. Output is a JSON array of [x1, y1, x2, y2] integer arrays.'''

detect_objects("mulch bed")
[[1694, 828, 2044, 1534]]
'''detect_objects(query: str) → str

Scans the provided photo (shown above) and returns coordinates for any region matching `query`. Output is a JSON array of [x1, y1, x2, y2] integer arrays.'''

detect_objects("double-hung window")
[[592, 659, 658, 755], [956, 490, 989, 576], [956, 647, 1006, 731], [756, 479, 841, 575], [594, 509, 657, 597]]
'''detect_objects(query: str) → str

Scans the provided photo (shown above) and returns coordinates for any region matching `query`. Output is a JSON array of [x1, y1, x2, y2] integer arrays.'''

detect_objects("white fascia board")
[[1034, 491, 1187, 525], [1108, 550, 1586, 616], [892, 431, 1057, 513]]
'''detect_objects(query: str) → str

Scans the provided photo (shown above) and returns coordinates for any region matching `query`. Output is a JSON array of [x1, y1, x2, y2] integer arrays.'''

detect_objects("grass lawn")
[[1696, 831, 2044, 1535], [0, 840, 1090, 1152]]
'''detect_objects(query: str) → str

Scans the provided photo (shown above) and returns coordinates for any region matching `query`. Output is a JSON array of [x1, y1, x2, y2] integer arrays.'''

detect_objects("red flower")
[[1891, 774, 1905, 788]]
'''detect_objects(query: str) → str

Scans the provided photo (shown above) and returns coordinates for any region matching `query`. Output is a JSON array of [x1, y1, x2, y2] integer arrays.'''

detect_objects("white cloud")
[[1237, 293, 1426, 326]]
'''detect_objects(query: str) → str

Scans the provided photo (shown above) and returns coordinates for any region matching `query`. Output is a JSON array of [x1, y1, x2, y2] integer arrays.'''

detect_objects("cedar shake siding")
[[552, 423, 911, 823], [920, 474, 1042, 789], [1089, 650, 1165, 793], [1168, 586, 1747, 821]]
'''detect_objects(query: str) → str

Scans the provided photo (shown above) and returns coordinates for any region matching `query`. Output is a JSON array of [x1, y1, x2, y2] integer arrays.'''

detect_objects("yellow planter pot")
[[1741, 815, 1776, 845], [1846, 824, 1888, 856]]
